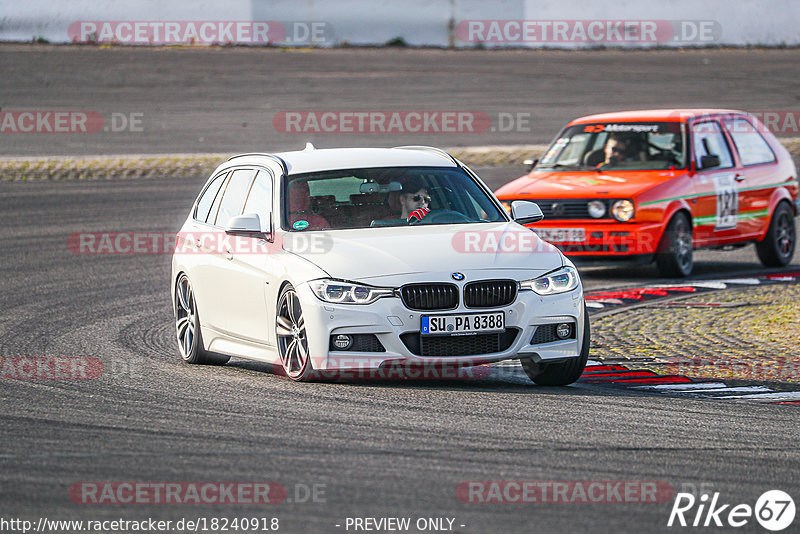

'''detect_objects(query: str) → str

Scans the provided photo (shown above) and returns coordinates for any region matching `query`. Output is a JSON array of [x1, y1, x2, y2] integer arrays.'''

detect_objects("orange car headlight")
[[611, 200, 635, 222]]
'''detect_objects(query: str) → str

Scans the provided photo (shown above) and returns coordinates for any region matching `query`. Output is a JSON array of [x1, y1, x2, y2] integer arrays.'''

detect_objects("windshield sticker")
[[541, 137, 570, 163], [292, 220, 309, 230], [585, 124, 660, 133]]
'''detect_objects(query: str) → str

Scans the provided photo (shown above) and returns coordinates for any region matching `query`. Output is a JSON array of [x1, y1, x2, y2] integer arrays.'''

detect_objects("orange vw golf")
[[495, 109, 798, 277]]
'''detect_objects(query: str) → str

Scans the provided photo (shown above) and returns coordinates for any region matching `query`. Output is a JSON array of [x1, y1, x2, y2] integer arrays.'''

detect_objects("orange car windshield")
[[538, 121, 687, 171]]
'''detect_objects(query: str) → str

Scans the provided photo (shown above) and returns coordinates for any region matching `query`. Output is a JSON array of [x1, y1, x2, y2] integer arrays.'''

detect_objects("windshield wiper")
[[538, 163, 590, 171]]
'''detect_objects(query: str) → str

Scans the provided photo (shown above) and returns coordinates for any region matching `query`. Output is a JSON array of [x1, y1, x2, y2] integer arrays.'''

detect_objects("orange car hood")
[[498, 169, 684, 199]]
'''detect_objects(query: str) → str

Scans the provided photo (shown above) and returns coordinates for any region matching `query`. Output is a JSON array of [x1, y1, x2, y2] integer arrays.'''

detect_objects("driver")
[[598, 135, 630, 167], [398, 177, 431, 222]]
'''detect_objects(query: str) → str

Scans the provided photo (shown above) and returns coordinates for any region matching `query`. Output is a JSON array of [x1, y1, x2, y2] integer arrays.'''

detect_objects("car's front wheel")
[[521, 306, 590, 386], [174, 274, 230, 365], [755, 201, 796, 267], [276, 284, 314, 381], [655, 212, 693, 278]]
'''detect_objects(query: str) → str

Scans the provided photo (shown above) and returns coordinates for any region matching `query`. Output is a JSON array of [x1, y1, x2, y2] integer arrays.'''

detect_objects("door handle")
[[226, 248, 233, 261], [734, 174, 745, 182]]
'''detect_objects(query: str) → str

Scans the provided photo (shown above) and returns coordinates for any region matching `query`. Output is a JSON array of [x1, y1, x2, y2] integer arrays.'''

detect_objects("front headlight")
[[611, 200, 635, 221], [309, 279, 395, 305], [520, 266, 580, 295], [587, 200, 606, 218]]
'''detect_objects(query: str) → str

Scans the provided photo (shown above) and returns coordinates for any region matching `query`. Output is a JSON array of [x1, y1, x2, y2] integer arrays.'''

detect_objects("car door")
[[690, 119, 740, 245], [205, 167, 259, 334], [222, 168, 281, 346], [185, 170, 230, 332], [721, 116, 779, 238]]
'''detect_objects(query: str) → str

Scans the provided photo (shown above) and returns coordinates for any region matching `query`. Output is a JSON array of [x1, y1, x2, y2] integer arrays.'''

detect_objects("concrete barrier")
[[3, 0, 799, 48]]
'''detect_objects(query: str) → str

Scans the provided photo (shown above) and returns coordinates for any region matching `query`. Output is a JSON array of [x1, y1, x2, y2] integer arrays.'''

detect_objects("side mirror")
[[699, 154, 721, 170], [523, 158, 539, 172], [511, 200, 544, 225], [225, 213, 267, 236]]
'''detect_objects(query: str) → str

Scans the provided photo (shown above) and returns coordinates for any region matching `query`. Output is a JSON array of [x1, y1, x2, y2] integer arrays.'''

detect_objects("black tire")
[[755, 201, 796, 267], [522, 306, 590, 386], [174, 274, 230, 365], [655, 212, 694, 278], [275, 284, 314, 381]]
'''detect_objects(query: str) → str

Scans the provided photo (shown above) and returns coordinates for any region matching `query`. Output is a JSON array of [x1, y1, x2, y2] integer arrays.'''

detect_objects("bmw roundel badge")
[[451, 272, 465, 281]]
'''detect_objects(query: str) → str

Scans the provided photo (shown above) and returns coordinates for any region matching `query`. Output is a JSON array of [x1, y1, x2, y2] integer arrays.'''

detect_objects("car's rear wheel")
[[655, 212, 693, 278], [521, 305, 590, 386], [755, 201, 796, 267], [175, 274, 229, 365], [276, 284, 313, 381]]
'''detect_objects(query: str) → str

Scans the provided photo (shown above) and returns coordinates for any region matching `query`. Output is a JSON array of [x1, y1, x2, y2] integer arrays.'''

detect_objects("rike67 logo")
[[668, 490, 795, 531]]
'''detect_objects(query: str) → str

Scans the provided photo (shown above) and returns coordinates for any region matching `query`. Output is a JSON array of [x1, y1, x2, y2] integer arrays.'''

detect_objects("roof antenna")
[[303, 142, 316, 151]]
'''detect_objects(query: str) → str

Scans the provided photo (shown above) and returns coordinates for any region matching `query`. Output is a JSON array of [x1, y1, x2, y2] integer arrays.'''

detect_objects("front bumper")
[[295, 282, 586, 371], [526, 221, 665, 256]]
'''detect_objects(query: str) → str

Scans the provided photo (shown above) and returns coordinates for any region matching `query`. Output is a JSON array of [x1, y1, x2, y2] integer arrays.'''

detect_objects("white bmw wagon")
[[171, 145, 589, 385]]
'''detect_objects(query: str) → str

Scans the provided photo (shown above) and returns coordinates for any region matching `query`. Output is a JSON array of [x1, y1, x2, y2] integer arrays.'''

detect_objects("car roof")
[[227, 146, 458, 175], [570, 108, 746, 124]]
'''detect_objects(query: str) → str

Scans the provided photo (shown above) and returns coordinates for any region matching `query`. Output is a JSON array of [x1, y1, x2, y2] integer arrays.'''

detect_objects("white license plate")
[[534, 228, 586, 243], [420, 312, 505, 336]]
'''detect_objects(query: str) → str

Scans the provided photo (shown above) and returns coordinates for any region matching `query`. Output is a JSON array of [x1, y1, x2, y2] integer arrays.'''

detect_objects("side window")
[[194, 171, 228, 223], [692, 121, 734, 170], [242, 170, 273, 232], [723, 118, 776, 166], [214, 168, 257, 228]]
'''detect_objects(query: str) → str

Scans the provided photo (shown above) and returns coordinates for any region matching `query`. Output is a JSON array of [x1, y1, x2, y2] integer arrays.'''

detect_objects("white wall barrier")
[[1, 0, 799, 47]]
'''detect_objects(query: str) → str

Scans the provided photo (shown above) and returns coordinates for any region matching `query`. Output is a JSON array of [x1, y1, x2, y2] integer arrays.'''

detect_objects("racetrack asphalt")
[[2, 45, 800, 156], [1, 174, 798, 533]]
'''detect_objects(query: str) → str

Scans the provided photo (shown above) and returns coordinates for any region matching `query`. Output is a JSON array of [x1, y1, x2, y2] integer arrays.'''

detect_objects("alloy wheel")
[[276, 287, 310, 379]]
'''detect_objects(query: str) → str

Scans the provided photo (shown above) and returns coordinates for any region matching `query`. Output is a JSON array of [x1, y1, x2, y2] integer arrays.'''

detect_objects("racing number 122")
[[713, 174, 738, 230]]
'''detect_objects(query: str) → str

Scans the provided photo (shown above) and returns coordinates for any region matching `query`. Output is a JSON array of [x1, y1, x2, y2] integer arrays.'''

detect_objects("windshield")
[[283, 166, 506, 230], [538, 121, 687, 171]]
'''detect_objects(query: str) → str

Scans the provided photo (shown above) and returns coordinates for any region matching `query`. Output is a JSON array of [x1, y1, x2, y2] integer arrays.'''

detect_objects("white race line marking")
[[714, 391, 800, 400], [634, 382, 727, 390], [693, 386, 773, 395], [586, 360, 604, 366], [586, 302, 605, 309], [705, 278, 761, 285]]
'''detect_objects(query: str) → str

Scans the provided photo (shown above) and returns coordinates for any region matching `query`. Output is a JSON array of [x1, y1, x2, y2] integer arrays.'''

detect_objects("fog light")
[[332, 334, 353, 350], [556, 323, 572, 339]]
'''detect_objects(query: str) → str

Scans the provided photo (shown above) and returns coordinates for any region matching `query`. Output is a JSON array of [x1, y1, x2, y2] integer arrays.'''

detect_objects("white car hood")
[[282, 222, 564, 282]]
